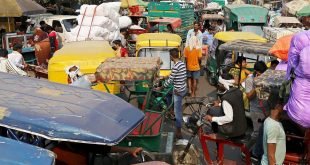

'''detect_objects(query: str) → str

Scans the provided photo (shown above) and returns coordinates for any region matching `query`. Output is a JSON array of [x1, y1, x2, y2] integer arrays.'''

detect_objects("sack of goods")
[[69, 2, 122, 42], [286, 30, 310, 128]]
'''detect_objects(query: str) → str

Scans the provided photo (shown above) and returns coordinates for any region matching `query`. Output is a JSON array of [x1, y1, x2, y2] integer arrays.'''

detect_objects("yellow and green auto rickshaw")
[[48, 40, 120, 94], [136, 33, 183, 77], [205, 31, 267, 85]]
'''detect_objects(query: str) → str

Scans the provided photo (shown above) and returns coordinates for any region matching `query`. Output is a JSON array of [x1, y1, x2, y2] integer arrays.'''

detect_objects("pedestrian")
[[204, 73, 247, 138], [45, 25, 59, 55], [39, 21, 47, 31], [184, 35, 202, 97], [0, 49, 27, 76], [162, 48, 187, 139], [112, 40, 128, 57], [8, 43, 28, 70], [261, 93, 286, 165], [245, 61, 268, 153], [26, 19, 35, 34], [185, 21, 202, 48], [119, 28, 128, 48]]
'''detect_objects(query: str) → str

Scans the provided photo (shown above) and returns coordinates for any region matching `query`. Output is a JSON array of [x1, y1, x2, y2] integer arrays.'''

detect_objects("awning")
[[0, 0, 46, 17], [284, 0, 309, 16], [296, 5, 310, 17]]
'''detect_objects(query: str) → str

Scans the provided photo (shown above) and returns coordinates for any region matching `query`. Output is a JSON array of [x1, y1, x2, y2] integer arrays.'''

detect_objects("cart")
[[96, 57, 176, 161], [0, 71, 145, 164]]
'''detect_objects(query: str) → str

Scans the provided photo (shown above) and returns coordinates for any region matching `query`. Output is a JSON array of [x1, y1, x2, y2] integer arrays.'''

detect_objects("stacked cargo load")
[[147, 1, 195, 40], [263, 27, 303, 42]]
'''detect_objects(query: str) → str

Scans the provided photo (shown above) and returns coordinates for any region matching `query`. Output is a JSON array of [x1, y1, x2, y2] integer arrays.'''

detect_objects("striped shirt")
[[164, 61, 187, 92]]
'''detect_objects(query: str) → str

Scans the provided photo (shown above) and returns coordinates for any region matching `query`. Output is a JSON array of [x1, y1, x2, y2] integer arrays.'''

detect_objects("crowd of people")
[[0, 13, 303, 164]]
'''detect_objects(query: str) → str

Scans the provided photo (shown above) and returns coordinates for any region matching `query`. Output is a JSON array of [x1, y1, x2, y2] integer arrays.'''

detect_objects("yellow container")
[[48, 41, 120, 94], [136, 33, 182, 77]]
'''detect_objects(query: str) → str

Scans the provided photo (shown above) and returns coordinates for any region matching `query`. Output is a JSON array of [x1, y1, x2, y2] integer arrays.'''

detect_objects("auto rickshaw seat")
[[131, 111, 162, 136]]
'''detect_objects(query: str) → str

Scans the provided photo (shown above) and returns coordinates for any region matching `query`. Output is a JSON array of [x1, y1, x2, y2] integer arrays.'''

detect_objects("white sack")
[[79, 4, 110, 17], [71, 25, 110, 38], [119, 16, 132, 29], [77, 15, 112, 27]]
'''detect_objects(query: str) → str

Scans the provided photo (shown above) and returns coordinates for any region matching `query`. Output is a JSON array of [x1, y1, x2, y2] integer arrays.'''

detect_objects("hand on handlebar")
[[204, 115, 213, 122], [213, 100, 221, 107], [129, 147, 143, 157]]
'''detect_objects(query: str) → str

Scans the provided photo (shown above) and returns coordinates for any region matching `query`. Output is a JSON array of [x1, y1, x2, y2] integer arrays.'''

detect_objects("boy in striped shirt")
[[163, 48, 187, 139]]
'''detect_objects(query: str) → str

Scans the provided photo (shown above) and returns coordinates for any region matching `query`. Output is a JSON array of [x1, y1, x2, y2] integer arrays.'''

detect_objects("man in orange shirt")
[[184, 35, 202, 97]]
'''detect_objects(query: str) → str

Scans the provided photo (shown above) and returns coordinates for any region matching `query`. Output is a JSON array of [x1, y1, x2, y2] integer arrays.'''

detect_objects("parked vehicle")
[[48, 41, 120, 94], [224, 4, 268, 36], [205, 32, 267, 85], [0, 71, 147, 164], [135, 33, 182, 77], [41, 15, 77, 44]]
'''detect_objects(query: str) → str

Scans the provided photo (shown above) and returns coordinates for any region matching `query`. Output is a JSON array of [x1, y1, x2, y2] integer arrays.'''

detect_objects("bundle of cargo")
[[69, 2, 121, 42], [263, 27, 303, 42], [96, 57, 161, 82], [254, 69, 286, 100], [286, 31, 310, 128]]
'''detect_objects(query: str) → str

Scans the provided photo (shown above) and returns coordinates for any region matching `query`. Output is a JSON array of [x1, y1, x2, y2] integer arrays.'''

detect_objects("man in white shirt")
[[204, 73, 247, 138], [185, 21, 203, 48], [0, 49, 27, 76], [8, 43, 28, 70]]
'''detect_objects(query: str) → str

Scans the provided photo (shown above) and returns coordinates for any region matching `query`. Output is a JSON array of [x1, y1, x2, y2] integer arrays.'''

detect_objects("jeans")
[[173, 89, 187, 128], [250, 110, 265, 138]]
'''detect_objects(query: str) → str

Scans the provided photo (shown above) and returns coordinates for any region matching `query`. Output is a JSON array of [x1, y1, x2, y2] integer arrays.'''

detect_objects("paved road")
[[162, 73, 247, 165]]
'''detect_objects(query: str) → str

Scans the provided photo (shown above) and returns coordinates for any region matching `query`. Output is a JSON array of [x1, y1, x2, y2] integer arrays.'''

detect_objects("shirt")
[[70, 76, 92, 89], [164, 61, 187, 93], [48, 31, 59, 50], [202, 31, 214, 47], [185, 29, 203, 47], [212, 100, 233, 125], [261, 117, 286, 165], [8, 51, 25, 69], [0, 57, 27, 76], [184, 47, 202, 71], [229, 65, 248, 83], [245, 75, 260, 112]]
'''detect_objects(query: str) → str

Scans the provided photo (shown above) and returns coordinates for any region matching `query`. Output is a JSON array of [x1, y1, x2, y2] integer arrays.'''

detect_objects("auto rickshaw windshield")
[[138, 48, 173, 70]]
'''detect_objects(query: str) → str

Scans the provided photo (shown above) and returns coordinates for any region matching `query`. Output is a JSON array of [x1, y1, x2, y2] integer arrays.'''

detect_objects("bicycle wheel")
[[182, 97, 210, 116], [172, 145, 200, 165]]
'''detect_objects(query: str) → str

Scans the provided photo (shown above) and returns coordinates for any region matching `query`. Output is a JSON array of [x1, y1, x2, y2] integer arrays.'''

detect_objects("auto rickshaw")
[[224, 4, 268, 36], [0, 136, 55, 165], [136, 33, 182, 77], [92, 57, 176, 162], [48, 40, 120, 94], [0, 71, 147, 164], [205, 32, 267, 85]]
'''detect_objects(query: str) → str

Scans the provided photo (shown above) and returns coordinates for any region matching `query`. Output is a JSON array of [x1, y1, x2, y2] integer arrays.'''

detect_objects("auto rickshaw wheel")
[[205, 70, 217, 86]]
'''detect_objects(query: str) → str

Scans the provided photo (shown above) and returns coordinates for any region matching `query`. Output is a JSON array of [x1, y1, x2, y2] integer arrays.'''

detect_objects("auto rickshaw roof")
[[136, 33, 182, 49], [149, 18, 182, 29], [96, 57, 161, 82], [0, 72, 144, 145], [49, 41, 114, 71], [0, 136, 55, 164], [219, 40, 274, 55], [273, 16, 301, 26], [224, 4, 268, 23], [201, 14, 224, 20], [214, 32, 267, 43]]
